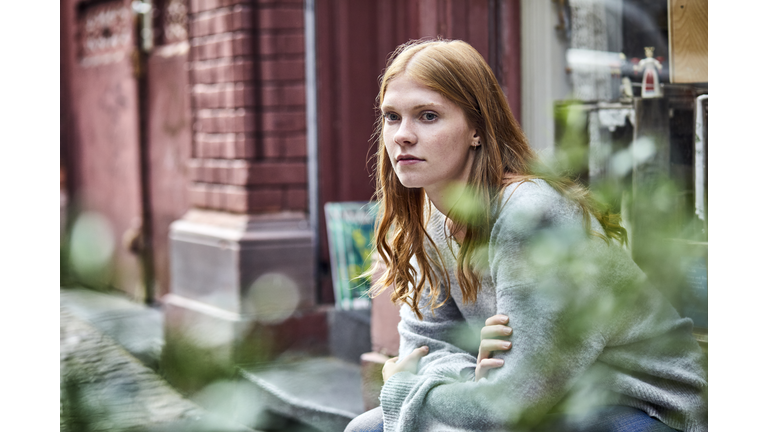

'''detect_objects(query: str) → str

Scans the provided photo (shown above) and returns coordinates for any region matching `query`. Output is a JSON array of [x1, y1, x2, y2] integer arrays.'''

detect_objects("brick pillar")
[[185, 0, 307, 212], [163, 0, 323, 388]]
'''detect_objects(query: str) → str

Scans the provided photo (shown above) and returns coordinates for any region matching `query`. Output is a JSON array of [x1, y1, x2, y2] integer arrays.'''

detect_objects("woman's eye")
[[422, 112, 438, 121], [384, 113, 400, 122]]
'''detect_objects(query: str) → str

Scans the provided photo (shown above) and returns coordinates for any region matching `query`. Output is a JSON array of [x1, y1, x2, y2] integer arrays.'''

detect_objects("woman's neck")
[[425, 181, 464, 216], [427, 172, 521, 245], [425, 184, 468, 245]]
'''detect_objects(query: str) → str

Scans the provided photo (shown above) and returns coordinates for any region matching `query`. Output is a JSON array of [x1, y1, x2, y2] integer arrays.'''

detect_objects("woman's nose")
[[393, 120, 417, 146]]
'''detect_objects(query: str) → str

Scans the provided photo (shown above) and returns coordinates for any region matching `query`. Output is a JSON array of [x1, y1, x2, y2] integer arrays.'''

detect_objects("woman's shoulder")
[[490, 179, 590, 245], [500, 178, 557, 201], [497, 179, 576, 221]]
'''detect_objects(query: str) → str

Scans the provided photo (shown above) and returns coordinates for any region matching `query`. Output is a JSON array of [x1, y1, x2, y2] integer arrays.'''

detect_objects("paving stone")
[[59, 287, 367, 432], [60, 288, 164, 369], [60, 305, 257, 432]]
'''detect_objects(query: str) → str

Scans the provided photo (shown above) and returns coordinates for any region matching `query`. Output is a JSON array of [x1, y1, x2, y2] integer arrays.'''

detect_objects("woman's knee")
[[344, 406, 384, 432]]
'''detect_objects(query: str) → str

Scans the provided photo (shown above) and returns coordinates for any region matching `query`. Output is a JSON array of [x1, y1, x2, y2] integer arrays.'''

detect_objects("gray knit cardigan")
[[380, 180, 707, 432]]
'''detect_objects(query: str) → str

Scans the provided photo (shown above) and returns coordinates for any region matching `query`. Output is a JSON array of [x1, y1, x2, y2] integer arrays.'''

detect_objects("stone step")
[[238, 356, 365, 432]]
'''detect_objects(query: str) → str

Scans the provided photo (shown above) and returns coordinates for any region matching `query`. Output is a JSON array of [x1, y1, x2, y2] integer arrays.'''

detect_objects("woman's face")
[[381, 74, 478, 197]]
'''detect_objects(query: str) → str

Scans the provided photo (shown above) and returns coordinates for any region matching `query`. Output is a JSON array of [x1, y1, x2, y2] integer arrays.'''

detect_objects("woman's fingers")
[[397, 346, 428, 374], [382, 347, 429, 382], [480, 324, 513, 339], [385, 356, 399, 364], [475, 358, 504, 382], [474, 314, 512, 382], [382, 356, 400, 382], [405, 345, 429, 360], [478, 314, 512, 361], [477, 338, 512, 361], [400, 346, 429, 370], [484, 314, 509, 326]]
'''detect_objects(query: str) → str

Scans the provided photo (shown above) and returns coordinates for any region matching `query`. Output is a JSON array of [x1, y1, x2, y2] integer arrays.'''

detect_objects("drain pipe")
[[694, 94, 708, 230], [133, 0, 156, 305], [304, 0, 320, 298]]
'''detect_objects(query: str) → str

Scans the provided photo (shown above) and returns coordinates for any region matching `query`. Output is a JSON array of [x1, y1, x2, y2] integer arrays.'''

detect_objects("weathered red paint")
[[146, 48, 194, 299], [62, 0, 145, 299]]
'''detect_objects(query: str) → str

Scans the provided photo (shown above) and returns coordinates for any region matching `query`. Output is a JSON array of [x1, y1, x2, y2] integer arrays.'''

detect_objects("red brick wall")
[[187, 0, 307, 214]]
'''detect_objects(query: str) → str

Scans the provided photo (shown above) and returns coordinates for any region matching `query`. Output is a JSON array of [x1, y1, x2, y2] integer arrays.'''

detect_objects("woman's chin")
[[395, 172, 421, 189], [397, 178, 423, 189]]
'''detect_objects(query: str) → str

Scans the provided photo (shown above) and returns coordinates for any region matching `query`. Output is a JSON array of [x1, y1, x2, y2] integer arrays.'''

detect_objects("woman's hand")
[[383, 346, 429, 382], [475, 314, 513, 381]]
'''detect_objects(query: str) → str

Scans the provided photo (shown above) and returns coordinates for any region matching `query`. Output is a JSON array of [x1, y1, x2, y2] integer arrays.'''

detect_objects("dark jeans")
[[344, 405, 680, 432]]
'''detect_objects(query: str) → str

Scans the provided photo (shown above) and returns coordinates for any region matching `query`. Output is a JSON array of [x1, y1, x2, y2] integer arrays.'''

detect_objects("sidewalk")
[[60, 287, 258, 432], [60, 287, 366, 432]]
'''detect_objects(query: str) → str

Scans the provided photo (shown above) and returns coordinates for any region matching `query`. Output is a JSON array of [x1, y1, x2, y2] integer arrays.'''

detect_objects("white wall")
[[520, 0, 572, 157]]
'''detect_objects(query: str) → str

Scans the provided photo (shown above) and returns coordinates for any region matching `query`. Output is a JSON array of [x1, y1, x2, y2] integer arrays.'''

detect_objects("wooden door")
[[62, 0, 146, 299]]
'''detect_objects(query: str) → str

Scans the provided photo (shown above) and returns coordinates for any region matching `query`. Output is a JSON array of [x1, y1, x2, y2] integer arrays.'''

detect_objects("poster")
[[324, 202, 379, 310]]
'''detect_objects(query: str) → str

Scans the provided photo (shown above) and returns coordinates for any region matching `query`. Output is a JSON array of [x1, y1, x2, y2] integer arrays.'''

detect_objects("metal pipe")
[[304, 0, 320, 297], [694, 94, 708, 226], [132, 0, 155, 305]]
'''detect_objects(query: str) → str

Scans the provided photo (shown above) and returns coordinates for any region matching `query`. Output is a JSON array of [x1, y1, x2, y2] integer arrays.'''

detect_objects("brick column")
[[163, 0, 324, 387], [186, 0, 308, 213]]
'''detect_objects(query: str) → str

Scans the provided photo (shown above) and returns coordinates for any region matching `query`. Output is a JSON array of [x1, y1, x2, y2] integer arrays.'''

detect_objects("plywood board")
[[668, 0, 708, 83]]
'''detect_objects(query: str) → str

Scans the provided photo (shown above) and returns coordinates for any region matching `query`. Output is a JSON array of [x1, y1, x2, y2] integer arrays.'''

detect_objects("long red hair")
[[371, 39, 626, 319]]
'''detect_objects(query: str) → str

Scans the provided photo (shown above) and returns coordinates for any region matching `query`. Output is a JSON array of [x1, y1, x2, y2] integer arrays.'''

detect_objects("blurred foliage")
[[60, 372, 95, 432], [438, 136, 708, 427], [548, 100, 707, 321], [436, 100, 708, 426], [546, 100, 591, 182]]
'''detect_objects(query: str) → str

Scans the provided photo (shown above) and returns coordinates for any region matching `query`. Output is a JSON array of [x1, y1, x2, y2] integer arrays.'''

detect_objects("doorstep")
[[238, 356, 366, 432]]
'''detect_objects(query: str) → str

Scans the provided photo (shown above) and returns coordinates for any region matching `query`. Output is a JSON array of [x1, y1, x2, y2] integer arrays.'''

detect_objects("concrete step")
[[238, 356, 365, 432]]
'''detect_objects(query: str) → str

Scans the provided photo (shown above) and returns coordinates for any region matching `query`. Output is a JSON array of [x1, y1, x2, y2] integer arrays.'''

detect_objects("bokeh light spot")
[[69, 211, 115, 280], [246, 272, 300, 324]]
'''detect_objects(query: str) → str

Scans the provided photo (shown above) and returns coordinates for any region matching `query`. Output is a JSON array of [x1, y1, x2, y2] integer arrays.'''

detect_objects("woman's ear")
[[471, 130, 481, 148]]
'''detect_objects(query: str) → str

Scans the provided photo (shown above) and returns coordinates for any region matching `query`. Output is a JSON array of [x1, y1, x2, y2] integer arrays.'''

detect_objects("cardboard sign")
[[324, 202, 379, 309]]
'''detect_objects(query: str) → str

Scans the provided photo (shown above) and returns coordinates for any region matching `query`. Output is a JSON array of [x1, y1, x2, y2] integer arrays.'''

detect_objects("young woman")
[[345, 39, 707, 432]]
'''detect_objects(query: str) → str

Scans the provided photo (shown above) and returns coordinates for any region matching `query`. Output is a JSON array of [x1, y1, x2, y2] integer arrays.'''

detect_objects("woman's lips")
[[397, 156, 424, 165]]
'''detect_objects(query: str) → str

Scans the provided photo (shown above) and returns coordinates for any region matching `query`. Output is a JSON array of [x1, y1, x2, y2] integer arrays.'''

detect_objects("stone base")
[[161, 294, 330, 392], [328, 308, 371, 364], [168, 210, 316, 314], [162, 210, 325, 391]]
